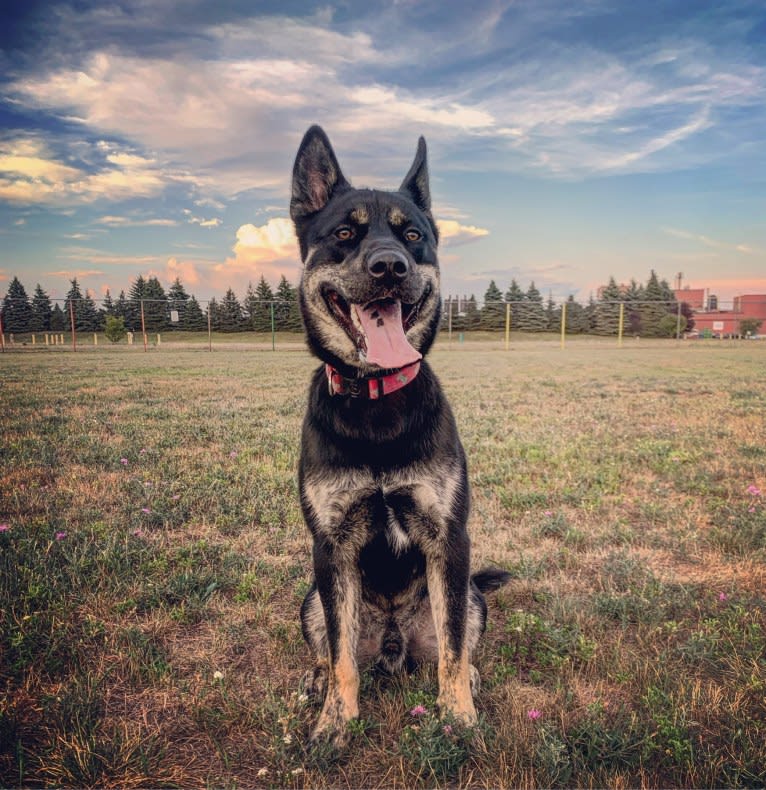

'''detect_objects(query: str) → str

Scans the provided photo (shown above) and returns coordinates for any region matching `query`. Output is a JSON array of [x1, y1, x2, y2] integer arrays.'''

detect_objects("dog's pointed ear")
[[291, 126, 350, 221], [399, 136, 431, 214]]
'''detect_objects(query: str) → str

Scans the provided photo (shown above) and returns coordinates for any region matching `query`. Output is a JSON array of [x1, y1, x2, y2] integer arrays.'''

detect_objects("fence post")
[[560, 302, 567, 349], [69, 299, 77, 352], [505, 302, 511, 351], [618, 302, 624, 347], [93, 333, 98, 346], [447, 297, 453, 346], [207, 303, 212, 352]]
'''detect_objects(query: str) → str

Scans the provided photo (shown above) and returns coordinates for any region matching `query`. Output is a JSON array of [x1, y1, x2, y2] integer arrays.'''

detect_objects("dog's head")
[[290, 126, 441, 376]]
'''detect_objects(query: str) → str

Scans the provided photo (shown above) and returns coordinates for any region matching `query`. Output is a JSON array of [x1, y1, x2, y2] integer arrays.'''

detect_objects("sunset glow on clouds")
[[1, 1, 765, 303]]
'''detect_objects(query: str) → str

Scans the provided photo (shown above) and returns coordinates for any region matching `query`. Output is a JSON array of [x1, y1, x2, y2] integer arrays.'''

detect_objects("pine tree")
[[480, 280, 505, 330], [51, 303, 66, 331], [185, 295, 206, 331], [126, 276, 147, 331], [142, 276, 168, 331], [80, 290, 101, 331], [504, 279, 526, 331], [593, 277, 622, 335], [463, 295, 481, 331], [207, 297, 221, 331], [624, 278, 643, 335], [2, 276, 31, 333], [564, 295, 589, 334], [64, 278, 97, 332], [275, 275, 301, 331], [243, 281, 258, 329], [114, 290, 129, 321], [504, 279, 525, 304], [545, 293, 558, 332], [639, 270, 671, 337], [518, 281, 546, 331], [251, 276, 274, 332], [219, 288, 244, 332], [99, 289, 114, 331], [30, 284, 52, 332], [167, 277, 190, 331]]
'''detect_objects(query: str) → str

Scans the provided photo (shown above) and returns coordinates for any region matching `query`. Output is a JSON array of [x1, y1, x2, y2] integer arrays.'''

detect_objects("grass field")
[[1, 338, 765, 788]]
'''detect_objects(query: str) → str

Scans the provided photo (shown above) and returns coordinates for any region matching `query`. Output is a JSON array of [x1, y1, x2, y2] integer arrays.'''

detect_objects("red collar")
[[325, 360, 421, 399]]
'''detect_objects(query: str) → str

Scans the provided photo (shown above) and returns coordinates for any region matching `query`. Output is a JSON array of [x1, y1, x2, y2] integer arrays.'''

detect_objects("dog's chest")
[[301, 463, 463, 552]]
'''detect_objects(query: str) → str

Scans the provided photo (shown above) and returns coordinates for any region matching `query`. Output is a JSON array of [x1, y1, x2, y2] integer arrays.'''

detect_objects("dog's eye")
[[334, 226, 355, 241], [404, 228, 422, 242]]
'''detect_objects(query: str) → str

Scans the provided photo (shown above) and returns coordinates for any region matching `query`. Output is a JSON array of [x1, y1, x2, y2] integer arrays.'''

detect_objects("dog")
[[290, 125, 510, 747]]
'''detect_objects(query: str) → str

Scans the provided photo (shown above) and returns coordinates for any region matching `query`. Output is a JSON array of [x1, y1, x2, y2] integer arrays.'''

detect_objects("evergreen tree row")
[[447, 270, 693, 337], [1, 269, 694, 337], [0, 274, 303, 334]]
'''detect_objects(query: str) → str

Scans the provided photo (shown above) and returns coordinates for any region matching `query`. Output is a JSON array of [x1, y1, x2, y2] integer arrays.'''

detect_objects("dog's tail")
[[472, 567, 512, 593]]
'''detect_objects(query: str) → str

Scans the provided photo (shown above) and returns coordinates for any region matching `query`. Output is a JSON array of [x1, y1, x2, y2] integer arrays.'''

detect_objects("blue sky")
[[1, 0, 765, 305]]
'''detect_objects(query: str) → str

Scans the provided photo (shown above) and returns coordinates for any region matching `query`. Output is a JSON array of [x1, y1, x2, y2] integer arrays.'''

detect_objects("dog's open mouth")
[[324, 288, 427, 369]]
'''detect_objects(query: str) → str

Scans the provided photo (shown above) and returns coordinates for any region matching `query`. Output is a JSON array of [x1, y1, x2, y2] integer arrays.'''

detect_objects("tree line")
[[1, 269, 693, 337], [0, 274, 301, 334], [451, 271, 694, 337]]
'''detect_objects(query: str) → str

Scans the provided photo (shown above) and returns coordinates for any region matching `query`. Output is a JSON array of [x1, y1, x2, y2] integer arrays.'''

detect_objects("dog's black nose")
[[367, 247, 409, 281]]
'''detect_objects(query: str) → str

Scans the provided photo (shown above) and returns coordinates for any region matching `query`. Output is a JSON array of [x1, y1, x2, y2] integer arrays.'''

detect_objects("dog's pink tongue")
[[353, 301, 422, 369]]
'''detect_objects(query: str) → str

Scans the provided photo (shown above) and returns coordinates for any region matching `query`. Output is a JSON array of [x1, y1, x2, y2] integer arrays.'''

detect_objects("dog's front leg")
[[427, 534, 477, 726], [387, 484, 477, 725], [310, 538, 361, 747]]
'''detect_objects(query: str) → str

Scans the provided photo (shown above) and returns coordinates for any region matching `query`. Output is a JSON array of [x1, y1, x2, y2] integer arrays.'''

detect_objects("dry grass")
[[1, 337, 765, 788]]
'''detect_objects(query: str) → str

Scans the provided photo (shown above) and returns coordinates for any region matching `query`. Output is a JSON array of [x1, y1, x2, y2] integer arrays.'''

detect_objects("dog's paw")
[[437, 691, 478, 727], [308, 712, 353, 750]]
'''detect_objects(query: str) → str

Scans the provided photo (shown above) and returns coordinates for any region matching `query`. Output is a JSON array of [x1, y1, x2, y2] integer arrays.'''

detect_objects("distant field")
[[1, 341, 765, 788]]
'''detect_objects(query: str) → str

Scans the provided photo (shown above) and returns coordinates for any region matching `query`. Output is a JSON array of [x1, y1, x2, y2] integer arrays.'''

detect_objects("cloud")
[[96, 215, 178, 227], [2, 1, 765, 216], [208, 217, 300, 292], [662, 226, 763, 255], [46, 269, 105, 279], [0, 136, 182, 205], [184, 211, 222, 227], [437, 220, 490, 246], [165, 257, 201, 286]]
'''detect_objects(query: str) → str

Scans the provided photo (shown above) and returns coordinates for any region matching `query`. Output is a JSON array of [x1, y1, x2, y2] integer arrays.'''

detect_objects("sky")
[[1, 0, 765, 307]]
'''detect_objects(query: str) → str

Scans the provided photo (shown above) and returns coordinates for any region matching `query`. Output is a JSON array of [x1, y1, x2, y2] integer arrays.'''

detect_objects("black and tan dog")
[[290, 126, 509, 746]]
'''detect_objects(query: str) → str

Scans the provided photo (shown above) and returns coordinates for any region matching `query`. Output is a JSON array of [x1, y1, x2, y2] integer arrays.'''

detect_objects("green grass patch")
[[1, 341, 765, 787]]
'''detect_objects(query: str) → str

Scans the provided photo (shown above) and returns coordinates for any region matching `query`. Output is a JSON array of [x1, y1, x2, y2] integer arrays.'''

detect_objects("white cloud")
[[3, 5, 765, 209], [96, 215, 178, 227], [185, 214, 222, 228], [662, 226, 763, 255], [0, 135, 182, 205], [437, 219, 490, 246], [213, 217, 300, 289]]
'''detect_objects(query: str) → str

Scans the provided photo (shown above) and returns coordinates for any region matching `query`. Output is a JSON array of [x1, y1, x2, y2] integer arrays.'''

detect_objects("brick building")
[[675, 288, 766, 337]]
